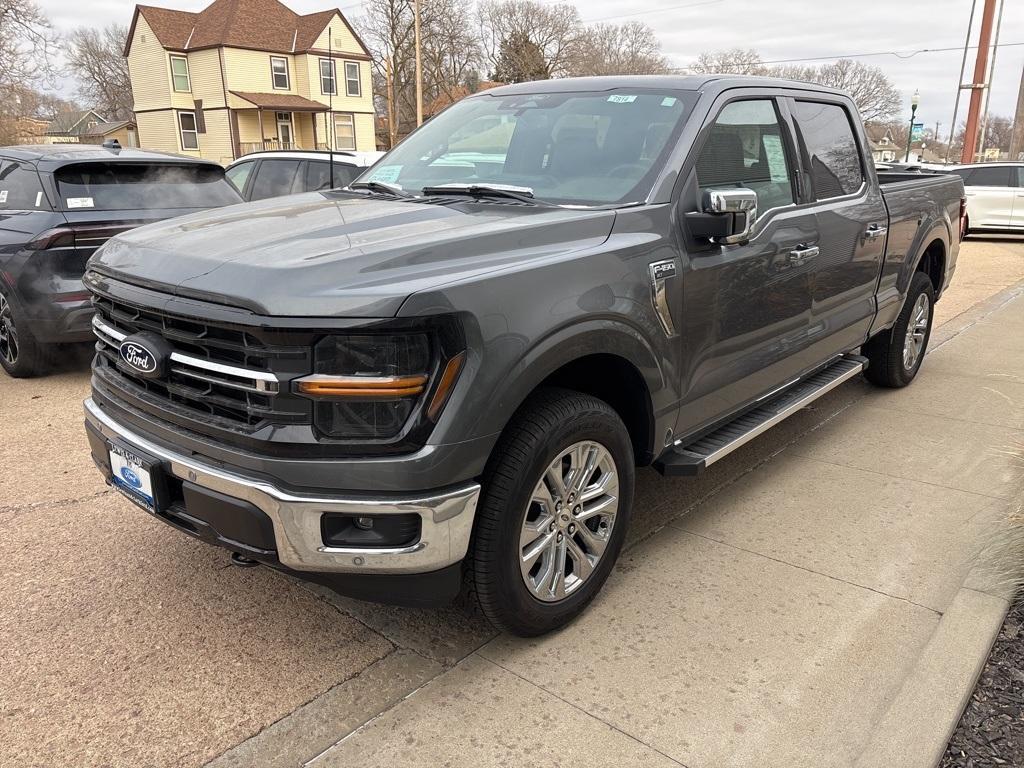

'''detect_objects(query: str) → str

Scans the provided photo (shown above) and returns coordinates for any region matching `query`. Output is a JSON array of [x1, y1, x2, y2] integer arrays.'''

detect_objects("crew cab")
[[0, 144, 241, 377], [82, 76, 964, 636]]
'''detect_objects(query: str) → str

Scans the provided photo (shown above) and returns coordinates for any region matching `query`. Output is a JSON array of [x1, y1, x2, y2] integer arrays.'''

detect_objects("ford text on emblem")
[[117, 332, 172, 378]]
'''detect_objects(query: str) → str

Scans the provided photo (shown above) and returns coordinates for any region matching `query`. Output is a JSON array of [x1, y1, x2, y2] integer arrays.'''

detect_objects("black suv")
[[0, 144, 241, 377]]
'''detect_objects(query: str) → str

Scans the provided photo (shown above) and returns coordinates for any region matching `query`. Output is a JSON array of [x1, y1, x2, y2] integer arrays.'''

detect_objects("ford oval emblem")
[[119, 340, 157, 374]]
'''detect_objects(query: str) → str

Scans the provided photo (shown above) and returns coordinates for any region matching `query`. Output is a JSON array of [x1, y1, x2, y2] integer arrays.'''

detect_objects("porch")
[[229, 91, 357, 158]]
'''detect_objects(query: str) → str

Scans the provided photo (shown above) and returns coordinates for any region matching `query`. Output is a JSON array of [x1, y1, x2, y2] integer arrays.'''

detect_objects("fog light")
[[321, 513, 421, 549]]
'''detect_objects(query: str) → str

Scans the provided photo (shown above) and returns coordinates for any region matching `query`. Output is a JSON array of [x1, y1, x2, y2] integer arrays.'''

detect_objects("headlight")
[[295, 331, 464, 441]]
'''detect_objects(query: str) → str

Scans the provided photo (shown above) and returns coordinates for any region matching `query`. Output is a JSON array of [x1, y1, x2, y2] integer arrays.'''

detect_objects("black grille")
[[92, 294, 311, 431]]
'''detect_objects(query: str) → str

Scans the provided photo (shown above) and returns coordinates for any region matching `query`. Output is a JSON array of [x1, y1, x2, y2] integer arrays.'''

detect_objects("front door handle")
[[865, 224, 888, 240], [789, 245, 820, 264]]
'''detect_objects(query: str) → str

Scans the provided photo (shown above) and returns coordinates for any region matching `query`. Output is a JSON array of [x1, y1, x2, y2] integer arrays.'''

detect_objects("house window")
[[271, 56, 289, 90], [170, 55, 191, 92], [334, 113, 355, 150], [344, 61, 360, 97], [178, 111, 199, 150], [320, 59, 336, 95]]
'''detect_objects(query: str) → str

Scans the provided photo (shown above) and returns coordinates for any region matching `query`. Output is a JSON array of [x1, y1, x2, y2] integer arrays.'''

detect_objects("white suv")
[[949, 163, 1024, 235], [225, 150, 384, 202]]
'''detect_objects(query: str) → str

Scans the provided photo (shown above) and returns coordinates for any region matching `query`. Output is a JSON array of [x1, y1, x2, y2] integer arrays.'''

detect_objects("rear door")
[[788, 98, 888, 358], [674, 94, 818, 437], [248, 158, 303, 200], [1011, 167, 1024, 227], [957, 165, 1015, 228]]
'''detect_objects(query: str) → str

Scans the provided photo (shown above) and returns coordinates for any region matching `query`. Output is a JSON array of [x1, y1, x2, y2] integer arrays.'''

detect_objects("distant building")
[[124, 0, 376, 164], [45, 109, 107, 143], [865, 124, 900, 164], [81, 120, 139, 147]]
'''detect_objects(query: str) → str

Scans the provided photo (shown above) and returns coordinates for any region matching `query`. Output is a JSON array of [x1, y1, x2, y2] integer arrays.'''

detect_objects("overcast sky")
[[37, 0, 1024, 141]]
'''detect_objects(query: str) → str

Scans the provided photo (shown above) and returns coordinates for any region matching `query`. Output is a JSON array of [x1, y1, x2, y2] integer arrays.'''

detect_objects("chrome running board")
[[653, 354, 867, 477]]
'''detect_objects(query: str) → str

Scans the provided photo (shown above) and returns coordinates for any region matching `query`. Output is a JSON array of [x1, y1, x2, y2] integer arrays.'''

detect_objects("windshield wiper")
[[349, 181, 415, 199], [421, 183, 555, 206]]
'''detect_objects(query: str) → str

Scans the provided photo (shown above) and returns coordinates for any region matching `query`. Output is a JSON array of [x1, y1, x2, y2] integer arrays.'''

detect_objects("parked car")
[[947, 162, 1024, 235], [225, 150, 384, 201], [83, 76, 964, 636], [0, 144, 242, 377]]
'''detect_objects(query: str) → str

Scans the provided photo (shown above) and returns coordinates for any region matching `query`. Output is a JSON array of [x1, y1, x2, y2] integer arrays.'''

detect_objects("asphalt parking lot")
[[2, 236, 1024, 768]]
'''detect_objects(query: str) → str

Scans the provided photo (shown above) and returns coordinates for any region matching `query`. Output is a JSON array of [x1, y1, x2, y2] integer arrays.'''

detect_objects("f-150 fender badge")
[[648, 259, 678, 337]]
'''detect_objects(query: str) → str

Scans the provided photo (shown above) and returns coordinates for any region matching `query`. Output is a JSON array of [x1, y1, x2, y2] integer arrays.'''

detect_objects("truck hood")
[[90, 192, 616, 317]]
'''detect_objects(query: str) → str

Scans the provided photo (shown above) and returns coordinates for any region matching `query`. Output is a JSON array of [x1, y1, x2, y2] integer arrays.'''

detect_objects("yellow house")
[[124, 0, 376, 164]]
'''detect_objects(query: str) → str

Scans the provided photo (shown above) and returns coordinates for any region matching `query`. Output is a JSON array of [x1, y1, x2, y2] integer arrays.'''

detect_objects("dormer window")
[[170, 55, 191, 92]]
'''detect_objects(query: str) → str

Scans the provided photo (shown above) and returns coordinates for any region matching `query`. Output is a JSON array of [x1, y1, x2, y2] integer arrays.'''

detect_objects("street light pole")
[[905, 90, 920, 162], [413, 0, 423, 127]]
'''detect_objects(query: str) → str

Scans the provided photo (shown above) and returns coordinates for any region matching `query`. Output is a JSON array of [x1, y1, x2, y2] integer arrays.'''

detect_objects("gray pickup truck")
[[83, 76, 964, 636]]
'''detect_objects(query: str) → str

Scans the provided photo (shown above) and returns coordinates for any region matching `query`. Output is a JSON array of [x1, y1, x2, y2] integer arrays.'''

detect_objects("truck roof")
[[0, 143, 224, 172], [485, 74, 847, 98]]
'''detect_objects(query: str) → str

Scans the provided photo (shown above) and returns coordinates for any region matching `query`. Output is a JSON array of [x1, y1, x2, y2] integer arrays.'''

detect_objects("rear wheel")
[[470, 388, 634, 636], [0, 289, 43, 378], [862, 271, 935, 388]]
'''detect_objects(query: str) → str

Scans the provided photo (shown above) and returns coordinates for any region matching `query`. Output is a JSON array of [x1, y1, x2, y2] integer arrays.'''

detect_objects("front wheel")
[[470, 388, 634, 636], [862, 271, 935, 388], [0, 289, 43, 378]]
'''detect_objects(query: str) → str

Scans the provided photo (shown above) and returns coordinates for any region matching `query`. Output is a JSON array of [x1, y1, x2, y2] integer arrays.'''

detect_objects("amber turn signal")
[[295, 374, 428, 398], [427, 351, 466, 421]]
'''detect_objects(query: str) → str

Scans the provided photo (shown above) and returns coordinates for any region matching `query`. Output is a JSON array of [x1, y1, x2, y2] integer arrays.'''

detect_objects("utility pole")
[[977, 0, 1004, 159], [414, 0, 423, 127], [945, 0, 977, 164], [385, 55, 397, 149], [960, 0, 998, 163]]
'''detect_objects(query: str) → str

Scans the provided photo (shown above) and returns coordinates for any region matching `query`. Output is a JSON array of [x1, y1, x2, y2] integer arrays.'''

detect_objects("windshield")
[[356, 88, 697, 206], [55, 162, 242, 211]]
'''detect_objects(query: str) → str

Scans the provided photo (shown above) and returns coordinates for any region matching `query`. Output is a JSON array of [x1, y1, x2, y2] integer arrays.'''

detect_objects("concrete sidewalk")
[[293, 286, 1021, 767]]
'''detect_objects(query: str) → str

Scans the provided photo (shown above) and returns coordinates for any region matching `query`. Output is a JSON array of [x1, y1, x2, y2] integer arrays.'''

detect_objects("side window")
[[0, 161, 49, 210], [225, 161, 255, 195], [249, 159, 301, 200], [961, 166, 1011, 187], [696, 99, 795, 215], [305, 161, 359, 191], [791, 101, 864, 199], [1015, 167, 1024, 187]]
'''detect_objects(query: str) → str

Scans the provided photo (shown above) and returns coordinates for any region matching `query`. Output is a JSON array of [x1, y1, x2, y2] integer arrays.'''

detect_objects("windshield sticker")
[[367, 165, 402, 183], [661, 97, 677, 107], [607, 94, 637, 104], [762, 135, 789, 183], [0, 191, 7, 204], [66, 197, 95, 209], [35, 191, 43, 207]]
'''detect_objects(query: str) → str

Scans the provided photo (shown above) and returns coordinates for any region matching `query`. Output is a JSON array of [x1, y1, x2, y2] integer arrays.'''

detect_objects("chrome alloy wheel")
[[0, 293, 18, 365], [519, 440, 619, 602], [903, 292, 930, 370]]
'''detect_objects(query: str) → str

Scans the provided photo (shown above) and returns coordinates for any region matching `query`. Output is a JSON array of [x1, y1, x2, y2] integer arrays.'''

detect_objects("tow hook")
[[230, 552, 260, 568]]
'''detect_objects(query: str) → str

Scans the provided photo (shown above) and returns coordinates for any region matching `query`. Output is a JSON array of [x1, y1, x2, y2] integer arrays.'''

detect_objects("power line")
[[582, 0, 724, 24]]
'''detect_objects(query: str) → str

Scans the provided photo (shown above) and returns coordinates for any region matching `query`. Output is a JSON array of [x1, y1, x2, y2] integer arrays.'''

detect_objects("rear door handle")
[[789, 245, 819, 264], [865, 224, 888, 240]]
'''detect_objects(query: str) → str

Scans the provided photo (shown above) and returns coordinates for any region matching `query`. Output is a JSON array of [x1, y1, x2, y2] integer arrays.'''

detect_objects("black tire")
[[0, 288, 43, 378], [470, 387, 634, 636], [862, 271, 935, 388]]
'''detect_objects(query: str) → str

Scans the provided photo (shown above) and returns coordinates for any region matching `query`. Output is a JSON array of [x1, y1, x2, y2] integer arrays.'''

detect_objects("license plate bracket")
[[107, 440, 169, 514]]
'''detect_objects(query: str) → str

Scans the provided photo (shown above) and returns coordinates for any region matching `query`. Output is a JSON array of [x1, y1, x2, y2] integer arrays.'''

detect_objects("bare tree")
[[568, 21, 670, 77], [66, 25, 133, 120], [687, 48, 767, 76], [478, 0, 582, 79], [0, 0, 57, 91]]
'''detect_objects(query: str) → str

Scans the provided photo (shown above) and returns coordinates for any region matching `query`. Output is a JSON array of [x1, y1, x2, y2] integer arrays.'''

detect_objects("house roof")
[[127, 0, 369, 57], [82, 120, 137, 137], [45, 109, 106, 136], [229, 91, 330, 111]]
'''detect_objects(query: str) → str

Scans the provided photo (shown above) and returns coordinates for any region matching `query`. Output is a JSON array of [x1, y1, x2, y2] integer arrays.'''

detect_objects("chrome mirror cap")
[[702, 187, 758, 244]]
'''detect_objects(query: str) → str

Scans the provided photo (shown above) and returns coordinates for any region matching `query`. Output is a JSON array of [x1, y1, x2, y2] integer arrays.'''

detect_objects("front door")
[[276, 112, 294, 149], [674, 96, 818, 439], [788, 98, 889, 358]]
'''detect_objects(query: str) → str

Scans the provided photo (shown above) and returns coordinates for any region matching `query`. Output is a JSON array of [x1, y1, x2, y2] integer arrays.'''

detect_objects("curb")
[[853, 586, 1009, 768]]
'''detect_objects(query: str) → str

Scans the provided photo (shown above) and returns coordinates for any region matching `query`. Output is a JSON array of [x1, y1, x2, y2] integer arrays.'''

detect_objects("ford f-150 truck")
[[82, 76, 964, 636]]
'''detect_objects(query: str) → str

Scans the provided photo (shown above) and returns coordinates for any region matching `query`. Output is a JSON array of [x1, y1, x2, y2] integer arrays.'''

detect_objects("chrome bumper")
[[84, 398, 480, 575]]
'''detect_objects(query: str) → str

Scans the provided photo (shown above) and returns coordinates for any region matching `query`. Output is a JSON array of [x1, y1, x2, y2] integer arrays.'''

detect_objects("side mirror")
[[685, 187, 758, 245]]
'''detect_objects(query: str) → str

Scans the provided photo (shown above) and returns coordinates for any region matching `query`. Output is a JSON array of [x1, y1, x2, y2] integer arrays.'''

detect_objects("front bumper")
[[84, 397, 480, 577]]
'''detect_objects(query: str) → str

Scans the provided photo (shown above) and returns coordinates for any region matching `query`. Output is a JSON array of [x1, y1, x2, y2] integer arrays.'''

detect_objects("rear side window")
[[0, 161, 49, 210], [955, 166, 1012, 187], [305, 160, 359, 191], [791, 101, 864, 199], [250, 159, 301, 200], [226, 160, 255, 194], [54, 163, 241, 211], [695, 99, 796, 215]]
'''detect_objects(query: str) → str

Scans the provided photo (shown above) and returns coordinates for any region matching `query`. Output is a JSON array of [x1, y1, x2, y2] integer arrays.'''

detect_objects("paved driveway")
[[2, 237, 1023, 767]]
